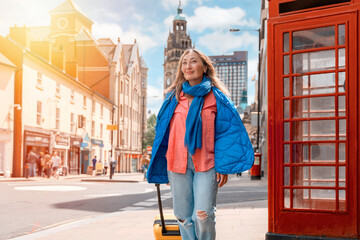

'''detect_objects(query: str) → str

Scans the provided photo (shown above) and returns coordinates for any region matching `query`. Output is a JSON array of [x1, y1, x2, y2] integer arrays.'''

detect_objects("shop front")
[[69, 136, 81, 174], [0, 130, 13, 177], [23, 129, 50, 176], [51, 132, 70, 169], [80, 132, 90, 174]]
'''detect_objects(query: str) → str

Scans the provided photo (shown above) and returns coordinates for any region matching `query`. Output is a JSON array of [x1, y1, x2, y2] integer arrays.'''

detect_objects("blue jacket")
[[147, 87, 254, 184]]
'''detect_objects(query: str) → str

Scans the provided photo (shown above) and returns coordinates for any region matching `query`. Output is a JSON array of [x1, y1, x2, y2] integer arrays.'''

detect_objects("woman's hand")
[[217, 173, 228, 188]]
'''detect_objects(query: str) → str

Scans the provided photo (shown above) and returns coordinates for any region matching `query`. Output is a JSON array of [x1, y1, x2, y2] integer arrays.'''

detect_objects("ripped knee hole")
[[196, 210, 208, 222]]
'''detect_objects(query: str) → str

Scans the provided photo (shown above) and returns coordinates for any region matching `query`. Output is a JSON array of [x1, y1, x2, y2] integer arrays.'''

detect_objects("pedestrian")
[[147, 49, 254, 240], [51, 151, 61, 179], [38, 152, 45, 177], [103, 159, 109, 175], [141, 151, 150, 181], [26, 150, 38, 177], [92, 156, 97, 171], [44, 151, 52, 178]]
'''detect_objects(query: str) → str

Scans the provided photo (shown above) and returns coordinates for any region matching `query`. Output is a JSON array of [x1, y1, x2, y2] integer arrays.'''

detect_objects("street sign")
[[147, 146, 152, 154], [106, 124, 117, 130]]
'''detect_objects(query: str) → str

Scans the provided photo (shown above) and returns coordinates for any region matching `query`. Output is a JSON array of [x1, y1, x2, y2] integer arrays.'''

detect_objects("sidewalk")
[[15, 206, 267, 240], [5, 172, 268, 240], [0, 172, 144, 183]]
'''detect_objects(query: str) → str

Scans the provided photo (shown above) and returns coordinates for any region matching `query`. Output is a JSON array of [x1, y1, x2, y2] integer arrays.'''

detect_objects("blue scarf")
[[182, 76, 212, 156]]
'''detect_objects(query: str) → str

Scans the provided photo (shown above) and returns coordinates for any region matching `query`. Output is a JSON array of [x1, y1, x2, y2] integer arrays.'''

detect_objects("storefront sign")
[[70, 137, 82, 147], [55, 135, 70, 146], [91, 139, 104, 147], [25, 135, 50, 147]]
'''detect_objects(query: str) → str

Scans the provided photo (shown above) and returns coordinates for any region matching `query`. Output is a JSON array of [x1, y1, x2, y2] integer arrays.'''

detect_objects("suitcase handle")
[[155, 184, 167, 234]]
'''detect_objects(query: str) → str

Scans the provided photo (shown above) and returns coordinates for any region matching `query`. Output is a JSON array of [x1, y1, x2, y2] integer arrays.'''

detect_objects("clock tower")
[[49, 0, 93, 62], [164, 1, 193, 93]]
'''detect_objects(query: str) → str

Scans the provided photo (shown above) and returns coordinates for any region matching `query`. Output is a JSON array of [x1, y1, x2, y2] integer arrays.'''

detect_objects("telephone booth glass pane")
[[338, 48, 346, 69], [293, 73, 336, 96], [293, 50, 335, 73], [292, 26, 335, 50], [283, 32, 289, 52], [284, 77, 289, 97], [282, 24, 347, 212], [284, 55, 290, 74], [338, 24, 345, 45]]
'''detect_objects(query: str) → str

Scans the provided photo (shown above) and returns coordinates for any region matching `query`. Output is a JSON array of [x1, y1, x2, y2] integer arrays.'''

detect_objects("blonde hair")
[[165, 49, 230, 101]]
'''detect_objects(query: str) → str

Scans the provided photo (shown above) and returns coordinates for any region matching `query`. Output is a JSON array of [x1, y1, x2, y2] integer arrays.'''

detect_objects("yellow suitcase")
[[153, 184, 181, 239]]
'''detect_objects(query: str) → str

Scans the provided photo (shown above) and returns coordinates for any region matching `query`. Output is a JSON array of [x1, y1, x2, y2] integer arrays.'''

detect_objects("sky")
[[0, 0, 261, 115]]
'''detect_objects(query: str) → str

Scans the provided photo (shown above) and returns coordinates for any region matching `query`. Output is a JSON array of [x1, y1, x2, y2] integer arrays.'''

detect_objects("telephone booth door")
[[268, 12, 358, 238]]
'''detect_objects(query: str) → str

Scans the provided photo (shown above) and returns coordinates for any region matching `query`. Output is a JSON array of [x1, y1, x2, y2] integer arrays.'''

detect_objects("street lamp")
[[11, 104, 22, 110], [229, 28, 261, 152]]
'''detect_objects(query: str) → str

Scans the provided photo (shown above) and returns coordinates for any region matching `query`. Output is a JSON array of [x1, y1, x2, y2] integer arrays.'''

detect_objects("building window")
[[91, 121, 95, 137], [100, 104, 103, 118], [70, 113, 75, 133], [92, 100, 95, 114], [37, 101, 42, 125], [36, 72, 43, 89], [83, 96, 87, 108], [70, 89, 75, 104], [56, 82, 61, 98], [56, 108, 60, 129], [100, 123, 103, 138], [125, 129, 128, 145]]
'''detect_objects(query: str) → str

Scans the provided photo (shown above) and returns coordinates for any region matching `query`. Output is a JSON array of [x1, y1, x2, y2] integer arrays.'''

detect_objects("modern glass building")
[[209, 51, 248, 110]]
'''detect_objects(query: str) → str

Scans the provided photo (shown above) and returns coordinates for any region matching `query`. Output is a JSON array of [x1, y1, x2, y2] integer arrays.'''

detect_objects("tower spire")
[[177, 1, 183, 15]]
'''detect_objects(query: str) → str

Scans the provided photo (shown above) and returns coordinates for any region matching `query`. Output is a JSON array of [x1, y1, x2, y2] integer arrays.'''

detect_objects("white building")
[[0, 36, 114, 176], [0, 53, 16, 177]]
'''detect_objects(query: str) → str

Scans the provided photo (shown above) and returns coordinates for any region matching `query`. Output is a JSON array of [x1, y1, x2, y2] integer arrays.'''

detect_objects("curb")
[[81, 179, 140, 183]]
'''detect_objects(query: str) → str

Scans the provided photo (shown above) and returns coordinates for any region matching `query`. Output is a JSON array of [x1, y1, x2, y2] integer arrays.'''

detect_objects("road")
[[0, 174, 267, 239]]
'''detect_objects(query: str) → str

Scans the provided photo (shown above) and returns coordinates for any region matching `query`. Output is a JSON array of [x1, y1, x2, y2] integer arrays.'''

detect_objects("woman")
[[147, 49, 254, 240], [51, 151, 61, 179]]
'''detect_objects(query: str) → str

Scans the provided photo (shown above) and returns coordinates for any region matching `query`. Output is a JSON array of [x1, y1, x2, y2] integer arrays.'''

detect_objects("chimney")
[[9, 25, 31, 48]]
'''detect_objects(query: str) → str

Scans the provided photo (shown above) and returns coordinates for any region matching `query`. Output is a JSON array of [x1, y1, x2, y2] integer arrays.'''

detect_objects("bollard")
[[25, 164, 29, 179], [110, 162, 114, 180]]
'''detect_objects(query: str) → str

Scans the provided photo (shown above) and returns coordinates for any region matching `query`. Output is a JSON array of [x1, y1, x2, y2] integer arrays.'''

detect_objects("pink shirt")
[[166, 90, 217, 174]]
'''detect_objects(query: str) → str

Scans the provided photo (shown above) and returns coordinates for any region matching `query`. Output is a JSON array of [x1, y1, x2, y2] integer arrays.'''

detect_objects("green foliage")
[[142, 114, 157, 149]]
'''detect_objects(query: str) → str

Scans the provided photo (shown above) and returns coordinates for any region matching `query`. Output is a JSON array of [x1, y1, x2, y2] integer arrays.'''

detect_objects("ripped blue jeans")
[[168, 156, 218, 240]]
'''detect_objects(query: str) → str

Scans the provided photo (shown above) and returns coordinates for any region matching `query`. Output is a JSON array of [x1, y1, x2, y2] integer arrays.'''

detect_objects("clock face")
[[166, 77, 171, 86], [57, 17, 68, 29]]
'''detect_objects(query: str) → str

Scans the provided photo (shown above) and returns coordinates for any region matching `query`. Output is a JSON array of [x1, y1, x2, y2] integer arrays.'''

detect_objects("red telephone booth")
[[267, 1, 359, 239]]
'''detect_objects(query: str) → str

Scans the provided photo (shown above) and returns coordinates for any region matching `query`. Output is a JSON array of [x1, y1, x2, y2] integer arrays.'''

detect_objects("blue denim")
[[28, 163, 36, 177], [168, 153, 218, 240]]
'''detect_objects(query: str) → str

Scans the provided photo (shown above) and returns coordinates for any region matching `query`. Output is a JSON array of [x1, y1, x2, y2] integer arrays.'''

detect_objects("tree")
[[142, 114, 157, 149]]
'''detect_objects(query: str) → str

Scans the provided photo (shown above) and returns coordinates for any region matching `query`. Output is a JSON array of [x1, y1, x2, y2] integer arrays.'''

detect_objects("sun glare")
[[0, 0, 62, 36]]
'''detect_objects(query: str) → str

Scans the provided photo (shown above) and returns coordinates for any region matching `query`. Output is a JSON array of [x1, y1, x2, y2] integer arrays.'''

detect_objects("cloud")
[[0, 0, 61, 36], [92, 23, 160, 53], [247, 58, 258, 104], [197, 30, 258, 54], [187, 6, 258, 33], [146, 82, 164, 115]]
